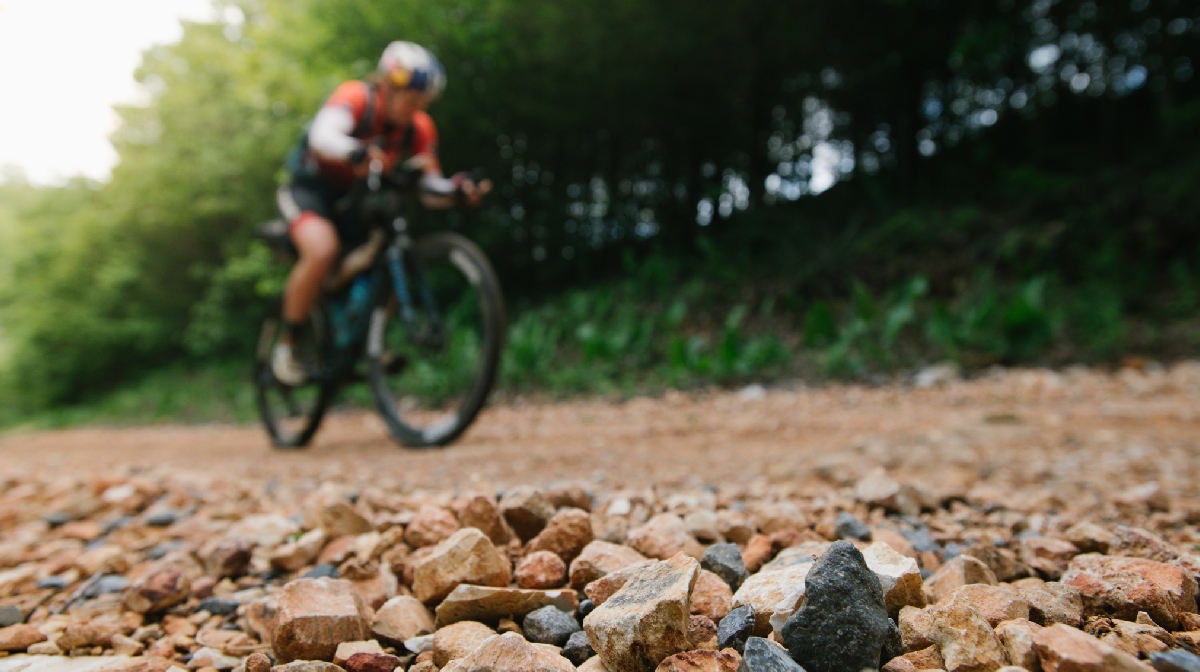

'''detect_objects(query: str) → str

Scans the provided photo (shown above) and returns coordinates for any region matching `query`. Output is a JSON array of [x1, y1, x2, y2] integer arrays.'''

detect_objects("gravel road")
[[1, 365, 1197, 504]]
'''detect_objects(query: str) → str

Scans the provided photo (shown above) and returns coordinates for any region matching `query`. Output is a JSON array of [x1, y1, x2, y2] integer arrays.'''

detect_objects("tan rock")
[[730, 562, 811, 637], [403, 506, 459, 549], [628, 514, 705, 561], [190, 646, 243, 670], [408, 662, 437, 672], [1062, 554, 1198, 630], [271, 662, 345, 672], [963, 543, 1033, 583], [111, 634, 145, 656], [443, 631, 574, 672], [271, 578, 371, 663], [944, 584, 1031, 627], [585, 562, 655, 606], [570, 541, 649, 589], [653, 649, 740, 672], [516, 551, 568, 589], [27, 641, 63, 655], [348, 562, 398, 610], [748, 502, 806, 535], [882, 646, 945, 672], [315, 497, 373, 538], [740, 535, 775, 574], [499, 487, 556, 542], [411, 528, 512, 604], [333, 640, 386, 667], [689, 570, 733, 623], [1109, 526, 1194, 566], [683, 511, 723, 545], [527, 508, 595, 563], [228, 515, 301, 547], [1020, 537, 1080, 580], [687, 615, 718, 650], [1064, 523, 1113, 555], [58, 619, 122, 649], [453, 495, 512, 546], [928, 591, 1007, 672], [864, 542, 927, 618], [125, 566, 191, 614], [0, 624, 47, 651], [1033, 623, 1153, 672], [432, 621, 495, 668], [371, 596, 434, 645], [715, 511, 754, 546], [270, 529, 328, 572], [76, 546, 130, 576], [434, 584, 579, 627], [923, 555, 998, 604], [246, 653, 272, 672], [1014, 580, 1084, 627], [547, 484, 593, 511], [584, 553, 700, 672], [899, 605, 934, 652], [580, 658, 611, 672], [994, 618, 1043, 670]]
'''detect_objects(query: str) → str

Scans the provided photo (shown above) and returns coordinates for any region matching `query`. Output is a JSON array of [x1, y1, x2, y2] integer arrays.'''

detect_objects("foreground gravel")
[[0, 364, 1196, 672]]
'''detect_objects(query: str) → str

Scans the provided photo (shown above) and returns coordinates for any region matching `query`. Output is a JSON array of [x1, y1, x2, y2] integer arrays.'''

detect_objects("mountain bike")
[[252, 160, 505, 448]]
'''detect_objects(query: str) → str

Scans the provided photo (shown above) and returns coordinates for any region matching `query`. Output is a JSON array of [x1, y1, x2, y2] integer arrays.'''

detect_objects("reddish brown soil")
[[1, 366, 1198, 505]]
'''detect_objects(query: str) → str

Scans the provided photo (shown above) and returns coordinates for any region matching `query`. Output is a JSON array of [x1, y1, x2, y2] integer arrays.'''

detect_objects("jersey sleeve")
[[323, 81, 371, 119], [411, 111, 439, 157]]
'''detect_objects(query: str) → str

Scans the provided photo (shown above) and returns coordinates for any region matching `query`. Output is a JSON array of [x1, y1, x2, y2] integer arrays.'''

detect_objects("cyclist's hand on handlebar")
[[459, 178, 492, 208], [353, 146, 392, 178]]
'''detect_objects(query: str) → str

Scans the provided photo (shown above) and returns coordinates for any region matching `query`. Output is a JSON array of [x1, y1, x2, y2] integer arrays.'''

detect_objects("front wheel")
[[253, 308, 336, 448], [366, 232, 505, 447]]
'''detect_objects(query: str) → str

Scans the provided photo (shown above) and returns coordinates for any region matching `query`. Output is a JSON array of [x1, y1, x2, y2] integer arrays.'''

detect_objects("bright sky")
[[0, 0, 213, 184]]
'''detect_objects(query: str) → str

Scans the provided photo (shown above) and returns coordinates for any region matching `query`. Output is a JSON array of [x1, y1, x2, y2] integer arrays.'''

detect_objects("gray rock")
[[718, 605, 755, 653], [43, 512, 71, 528], [146, 541, 183, 560], [0, 606, 22, 627], [198, 597, 240, 616], [780, 540, 890, 672], [900, 526, 939, 554], [702, 543, 749, 591], [578, 599, 595, 619], [880, 618, 903, 668], [303, 563, 338, 579], [36, 577, 67, 591], [523, 605, 580, 646], [1152, 650, 1200, 672], [145, 511, 178, 527], [739, 637, 806, 672], [561, 630, 594, 666], [83, 574, 129, 598], [834, 512, 872, 542]]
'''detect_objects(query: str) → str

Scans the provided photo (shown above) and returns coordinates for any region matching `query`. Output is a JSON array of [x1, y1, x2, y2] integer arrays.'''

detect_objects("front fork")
[[384, 218, 444, 347]]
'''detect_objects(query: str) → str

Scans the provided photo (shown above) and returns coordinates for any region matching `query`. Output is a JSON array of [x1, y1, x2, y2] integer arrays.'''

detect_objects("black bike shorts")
[[276, 179, 367, 248]]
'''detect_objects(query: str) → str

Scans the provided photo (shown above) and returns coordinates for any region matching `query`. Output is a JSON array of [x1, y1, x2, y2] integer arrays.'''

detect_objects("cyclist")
[[273, 41, 486, 385]]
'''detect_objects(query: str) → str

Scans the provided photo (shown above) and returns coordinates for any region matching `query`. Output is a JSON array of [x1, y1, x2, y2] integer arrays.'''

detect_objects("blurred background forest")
[[0, 0, 1198, 426]]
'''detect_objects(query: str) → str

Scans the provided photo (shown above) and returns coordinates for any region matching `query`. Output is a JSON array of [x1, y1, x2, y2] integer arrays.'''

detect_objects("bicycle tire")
[[253, 308, 336, 449], [366, 232, 505, 447]]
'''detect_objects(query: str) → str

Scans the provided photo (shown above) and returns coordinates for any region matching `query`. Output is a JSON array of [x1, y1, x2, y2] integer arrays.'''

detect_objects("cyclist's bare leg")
[[282, 214, 340, 340]]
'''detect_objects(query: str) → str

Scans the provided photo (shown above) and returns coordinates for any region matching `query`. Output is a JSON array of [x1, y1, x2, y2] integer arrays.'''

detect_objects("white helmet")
[[379, 41, 446, 100]]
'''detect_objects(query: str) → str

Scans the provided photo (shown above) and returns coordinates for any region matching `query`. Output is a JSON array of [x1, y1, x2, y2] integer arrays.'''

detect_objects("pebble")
[[781, 541, 890, 672], [716, 606, 755, 653], [1151, 650, 1200, 672], [700, 543, 749, 592], [0, 606, 20, 627], [196, 597, 240, 616], [523, 604, 581, 646], [303, 563, 339, 579], [739, 637, 804, 672], [834, 511, 872, 541], [562, 630, 595, 666]]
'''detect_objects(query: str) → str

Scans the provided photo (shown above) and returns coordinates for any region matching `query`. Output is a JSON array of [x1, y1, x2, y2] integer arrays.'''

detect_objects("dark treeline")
[[0, 0, 1197, 410]]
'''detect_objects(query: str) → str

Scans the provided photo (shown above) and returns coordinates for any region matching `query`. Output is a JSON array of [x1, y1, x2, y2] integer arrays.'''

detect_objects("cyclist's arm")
[[308, 106, 363, 162]]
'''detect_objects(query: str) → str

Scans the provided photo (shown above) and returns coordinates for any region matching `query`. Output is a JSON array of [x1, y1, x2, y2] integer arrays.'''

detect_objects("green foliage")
[[1, 0, 1198, 422]]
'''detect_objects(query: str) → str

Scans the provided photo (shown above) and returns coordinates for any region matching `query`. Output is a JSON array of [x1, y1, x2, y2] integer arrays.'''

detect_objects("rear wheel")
[[366, 232, 505, 447], [253, 308, 335, 448]]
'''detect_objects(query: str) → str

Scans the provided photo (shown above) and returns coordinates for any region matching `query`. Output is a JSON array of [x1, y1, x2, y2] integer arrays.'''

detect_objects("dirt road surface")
[[2, 365, 1198, 505]]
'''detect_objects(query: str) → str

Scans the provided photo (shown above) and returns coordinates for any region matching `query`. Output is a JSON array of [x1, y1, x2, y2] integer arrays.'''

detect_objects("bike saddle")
[[256, 219, 297, 255]]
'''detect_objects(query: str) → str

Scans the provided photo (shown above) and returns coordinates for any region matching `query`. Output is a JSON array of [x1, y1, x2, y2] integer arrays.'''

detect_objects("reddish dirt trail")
[[1, 366, 1198, 506]]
